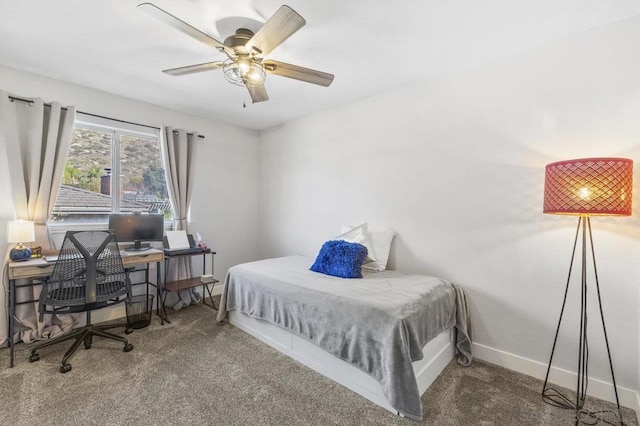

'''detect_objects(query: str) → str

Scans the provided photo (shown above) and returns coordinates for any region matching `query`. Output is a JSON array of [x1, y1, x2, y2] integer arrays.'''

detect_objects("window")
[[50, 118, 172, 227]]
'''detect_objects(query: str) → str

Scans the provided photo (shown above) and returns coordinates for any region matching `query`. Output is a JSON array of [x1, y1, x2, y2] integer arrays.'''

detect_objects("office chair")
[[29, 230, 134, 373]]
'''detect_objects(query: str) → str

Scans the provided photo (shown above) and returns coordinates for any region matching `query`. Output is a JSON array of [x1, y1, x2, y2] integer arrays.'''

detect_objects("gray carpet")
[[1, 303, 636, 426]]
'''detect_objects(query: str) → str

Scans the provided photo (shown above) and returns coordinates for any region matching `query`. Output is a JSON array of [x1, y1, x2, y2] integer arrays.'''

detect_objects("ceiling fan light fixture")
[[223, 59, 266, 87], [237, 56, 251, 73], [140, 3, 334, 101], [248, 69, 264, 83]]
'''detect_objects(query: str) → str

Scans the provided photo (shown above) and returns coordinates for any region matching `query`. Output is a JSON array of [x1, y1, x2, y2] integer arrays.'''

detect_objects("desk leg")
[[160, 289, 171, 324], [156, 261, 170, 325], [8, 278, 15, 368], [156, 261, 163, 325], [201, 253, 218, 310]]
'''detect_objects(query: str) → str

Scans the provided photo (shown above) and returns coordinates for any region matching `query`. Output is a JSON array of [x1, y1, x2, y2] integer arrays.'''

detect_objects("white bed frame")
[[229, 311, 455, 415]]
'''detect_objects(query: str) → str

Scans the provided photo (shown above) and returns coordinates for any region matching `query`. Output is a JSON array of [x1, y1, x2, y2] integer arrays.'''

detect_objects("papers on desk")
[[8, 257, 49, 268], [165, 230, 190, 249]]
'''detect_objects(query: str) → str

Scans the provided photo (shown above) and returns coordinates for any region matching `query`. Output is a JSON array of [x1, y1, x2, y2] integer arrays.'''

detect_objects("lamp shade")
[[544, 157, 633, 216], [6, 219, 35, 243]]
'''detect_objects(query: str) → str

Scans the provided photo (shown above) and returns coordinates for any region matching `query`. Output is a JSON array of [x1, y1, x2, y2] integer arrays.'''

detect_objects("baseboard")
[[636, 390, 640, 425], [472, 342, 639, 412]]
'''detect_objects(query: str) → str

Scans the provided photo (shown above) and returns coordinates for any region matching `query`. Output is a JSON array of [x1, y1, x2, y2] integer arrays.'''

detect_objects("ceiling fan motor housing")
[[224, 28, 255, 55]]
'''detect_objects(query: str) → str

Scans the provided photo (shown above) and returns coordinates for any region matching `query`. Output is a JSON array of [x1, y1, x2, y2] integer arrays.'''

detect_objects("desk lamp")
[[542, 157, 632, 425], [7, 219, 35, 261]]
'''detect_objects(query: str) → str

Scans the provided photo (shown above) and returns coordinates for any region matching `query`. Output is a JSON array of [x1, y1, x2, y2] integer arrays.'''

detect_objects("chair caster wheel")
[[84, 335, 92, 349], [123, 343, 134, 352], [125, 327, 133, 335], [60, 364, 72, 373], [29, 353, 40, 362]]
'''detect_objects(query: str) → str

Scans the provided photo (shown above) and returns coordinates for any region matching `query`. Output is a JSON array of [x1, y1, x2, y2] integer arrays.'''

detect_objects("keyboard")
[[163, 247, 208, 256]]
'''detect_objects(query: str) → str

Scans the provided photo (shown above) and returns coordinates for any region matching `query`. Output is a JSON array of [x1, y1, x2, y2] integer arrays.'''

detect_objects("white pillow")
[[361, 229, 396, 271], [335, 223, 376, 262]]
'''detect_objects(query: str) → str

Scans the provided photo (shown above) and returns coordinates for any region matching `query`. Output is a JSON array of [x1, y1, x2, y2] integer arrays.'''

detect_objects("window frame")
[[49, 116, 173, 245]]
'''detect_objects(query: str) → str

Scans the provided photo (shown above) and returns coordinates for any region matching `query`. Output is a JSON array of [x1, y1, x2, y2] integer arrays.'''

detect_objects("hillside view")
[[54, 127, 171, 220], [63, 128, 167, 200]]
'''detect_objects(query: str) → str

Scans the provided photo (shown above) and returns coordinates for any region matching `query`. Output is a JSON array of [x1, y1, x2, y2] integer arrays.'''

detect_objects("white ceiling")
[[2, 0, 640, 130]]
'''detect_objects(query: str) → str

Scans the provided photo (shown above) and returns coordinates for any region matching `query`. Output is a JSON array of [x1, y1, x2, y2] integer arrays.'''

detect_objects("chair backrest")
[[43, 230, 129, 310]]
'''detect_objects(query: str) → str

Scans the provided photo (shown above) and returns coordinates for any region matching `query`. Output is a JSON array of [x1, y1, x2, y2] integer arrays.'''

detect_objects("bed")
[[215, 255, 472, 421]]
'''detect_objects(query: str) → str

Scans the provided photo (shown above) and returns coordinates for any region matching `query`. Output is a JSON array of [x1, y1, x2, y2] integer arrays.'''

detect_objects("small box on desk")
[[201, 274, 216, 284]]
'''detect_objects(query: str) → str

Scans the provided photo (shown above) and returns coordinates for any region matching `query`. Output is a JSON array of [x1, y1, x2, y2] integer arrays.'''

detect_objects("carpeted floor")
[[0, 302, 636, 426]]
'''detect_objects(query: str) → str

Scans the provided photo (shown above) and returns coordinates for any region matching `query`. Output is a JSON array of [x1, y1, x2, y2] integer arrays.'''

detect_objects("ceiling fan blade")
[[247, 83, 269, 103], [137, 3, 234, 57], [263, 60, 334, 87], [162, 61, 225, 76], [246, 5, 305, 57]]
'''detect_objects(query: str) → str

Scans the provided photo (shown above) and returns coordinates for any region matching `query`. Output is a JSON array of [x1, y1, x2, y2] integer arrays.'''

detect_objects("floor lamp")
[[542, 157, 633, 425]]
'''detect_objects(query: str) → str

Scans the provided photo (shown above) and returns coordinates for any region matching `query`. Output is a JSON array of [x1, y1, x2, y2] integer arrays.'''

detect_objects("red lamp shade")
[[544, 157, 633, 216]]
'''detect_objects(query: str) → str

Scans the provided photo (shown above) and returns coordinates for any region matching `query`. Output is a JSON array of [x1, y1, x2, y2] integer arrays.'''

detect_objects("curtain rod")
[[8, 95, 205, 139]]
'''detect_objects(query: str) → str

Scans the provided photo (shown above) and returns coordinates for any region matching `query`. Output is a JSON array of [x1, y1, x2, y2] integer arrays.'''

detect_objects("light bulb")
[[578, 187, 592, 199], [248, 70, 263, 83], [238, 58, 251, 73]]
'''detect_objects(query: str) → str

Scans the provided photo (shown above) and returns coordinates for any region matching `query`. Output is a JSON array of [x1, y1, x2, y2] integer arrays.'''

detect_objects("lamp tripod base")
[[542, 216, 624, 425]]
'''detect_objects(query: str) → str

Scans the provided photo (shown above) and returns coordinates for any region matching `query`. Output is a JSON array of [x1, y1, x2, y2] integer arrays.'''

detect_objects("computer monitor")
[[108, 214, 164, 251]]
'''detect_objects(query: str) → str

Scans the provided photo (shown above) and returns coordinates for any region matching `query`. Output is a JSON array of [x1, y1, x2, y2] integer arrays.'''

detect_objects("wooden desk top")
[[8, 248, 164, 280]]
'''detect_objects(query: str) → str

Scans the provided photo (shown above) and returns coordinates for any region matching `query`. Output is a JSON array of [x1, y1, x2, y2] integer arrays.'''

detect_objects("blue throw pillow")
[[310, 240, 368, 278]]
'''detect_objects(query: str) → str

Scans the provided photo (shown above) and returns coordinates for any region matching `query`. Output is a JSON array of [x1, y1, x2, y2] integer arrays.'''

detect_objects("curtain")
[[0, 91, 77, 347], [161, 126, 200, 309]]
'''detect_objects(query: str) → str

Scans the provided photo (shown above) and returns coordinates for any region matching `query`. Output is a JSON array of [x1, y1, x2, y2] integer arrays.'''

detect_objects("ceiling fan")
[[138, 3, 334, 104]]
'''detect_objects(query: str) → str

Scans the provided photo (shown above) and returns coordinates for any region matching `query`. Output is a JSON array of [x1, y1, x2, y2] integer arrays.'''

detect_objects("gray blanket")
[[216, 256, 472, 420]]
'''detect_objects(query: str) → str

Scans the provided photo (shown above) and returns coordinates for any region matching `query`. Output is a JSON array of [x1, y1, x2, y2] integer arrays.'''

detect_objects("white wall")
[[0, 65, 260, 325], [259, 17, 640, 407]]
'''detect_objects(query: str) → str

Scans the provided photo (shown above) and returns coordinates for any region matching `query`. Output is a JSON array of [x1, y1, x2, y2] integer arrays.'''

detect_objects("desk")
[[160, 249, 217, 324], [6, 249, 164, 368]]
